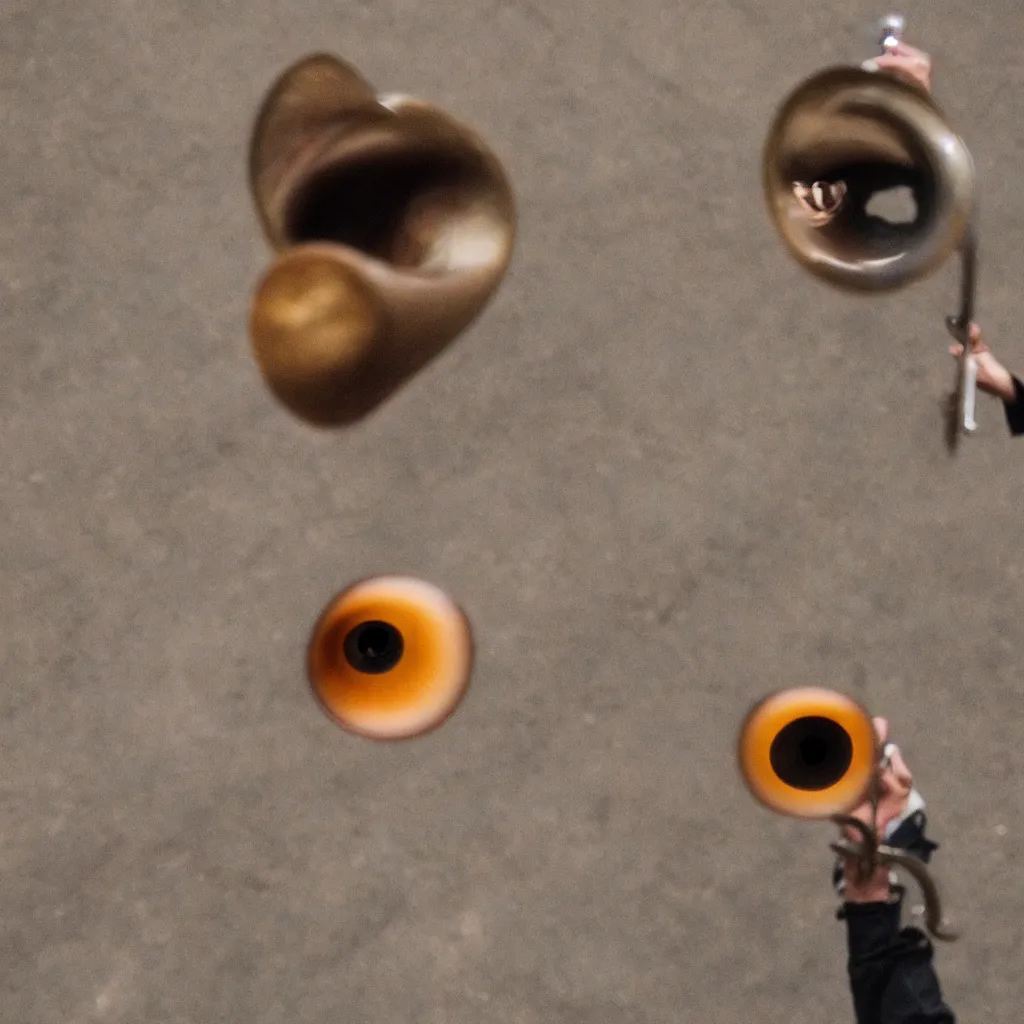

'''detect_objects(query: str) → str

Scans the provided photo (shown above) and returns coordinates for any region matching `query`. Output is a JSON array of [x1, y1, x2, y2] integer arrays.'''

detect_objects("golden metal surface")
[[763, 67, 974, 292], [247, 53, 517, 426]]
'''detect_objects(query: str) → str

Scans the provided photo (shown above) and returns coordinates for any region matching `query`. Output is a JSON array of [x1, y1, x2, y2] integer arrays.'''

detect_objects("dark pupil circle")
[[343, 621, 404, 675], [799, 735, 828, 765], [768, 716, 853, 791]]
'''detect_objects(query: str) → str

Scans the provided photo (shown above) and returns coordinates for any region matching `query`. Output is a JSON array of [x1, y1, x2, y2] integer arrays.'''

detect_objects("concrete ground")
[[4, 1, 1024, 1021]]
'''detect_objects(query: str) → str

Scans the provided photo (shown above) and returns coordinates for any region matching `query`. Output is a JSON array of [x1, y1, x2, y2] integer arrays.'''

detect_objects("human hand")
[[840, 717, 913, 902], [791, 180, 847, 225], [950, 323, 1017, 403], [864, 42, 933, 94]]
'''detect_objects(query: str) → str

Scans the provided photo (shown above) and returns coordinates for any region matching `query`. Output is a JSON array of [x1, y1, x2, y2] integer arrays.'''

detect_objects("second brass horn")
[[762, 66, 974, 292], [248, 53, 517, 426]]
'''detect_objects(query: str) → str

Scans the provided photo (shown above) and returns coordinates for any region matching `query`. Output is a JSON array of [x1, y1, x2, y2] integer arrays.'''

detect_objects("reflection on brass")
[[248, 53, 517, 426], [307, 576, 474, 741], [763, 67, 974, 292]]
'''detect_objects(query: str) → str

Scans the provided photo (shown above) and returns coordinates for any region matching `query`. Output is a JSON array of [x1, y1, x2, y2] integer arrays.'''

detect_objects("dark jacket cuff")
[[842, 896, 903, 960], [1005, 376, 1024, 436]]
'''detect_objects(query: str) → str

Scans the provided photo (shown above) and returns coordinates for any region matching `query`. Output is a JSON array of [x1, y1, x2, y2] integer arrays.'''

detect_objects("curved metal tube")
[[830, 814, 958, 941]]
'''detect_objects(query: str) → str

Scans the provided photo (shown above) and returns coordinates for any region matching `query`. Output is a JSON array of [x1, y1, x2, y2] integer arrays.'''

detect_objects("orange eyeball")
[[737, 687, 879, 819], [307, 576, 473, 740]]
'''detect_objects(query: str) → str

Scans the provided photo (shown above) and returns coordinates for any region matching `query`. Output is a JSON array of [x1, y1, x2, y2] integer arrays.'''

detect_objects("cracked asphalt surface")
[[3, 0, 1024, 1021]]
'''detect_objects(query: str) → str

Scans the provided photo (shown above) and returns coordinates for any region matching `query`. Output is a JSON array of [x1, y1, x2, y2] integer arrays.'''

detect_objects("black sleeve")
[[1005, 376, 1024, 436], [843, 897, 956, 1024]]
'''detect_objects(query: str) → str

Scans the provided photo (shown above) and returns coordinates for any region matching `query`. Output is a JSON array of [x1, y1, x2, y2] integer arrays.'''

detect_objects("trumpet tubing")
[[247, 53, 517, 426]]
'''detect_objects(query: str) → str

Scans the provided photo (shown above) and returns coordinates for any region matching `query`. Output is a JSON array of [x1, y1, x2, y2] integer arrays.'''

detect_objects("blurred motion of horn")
[[737, 687, 879, 819], [762, 14, 975, 294], [307, 576, 473, 740], [247, 53, 517, 426]]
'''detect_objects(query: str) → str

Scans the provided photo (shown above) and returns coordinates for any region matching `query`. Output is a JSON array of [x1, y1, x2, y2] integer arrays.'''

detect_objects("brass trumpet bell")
[[248, 53, 517, 426], [763, 67, 974, 292], [307, 576, 474, 740], [738, 687, 879, 819]]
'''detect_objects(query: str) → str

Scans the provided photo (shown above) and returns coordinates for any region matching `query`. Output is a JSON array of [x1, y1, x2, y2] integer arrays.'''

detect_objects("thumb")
[[872, 717, 889, 748], [950, 344, 964, 357]]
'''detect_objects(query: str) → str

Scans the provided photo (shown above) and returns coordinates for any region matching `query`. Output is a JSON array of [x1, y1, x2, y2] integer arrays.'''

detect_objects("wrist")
[[845, 882, 893, 903], [992, 368, 1017, 403], [976, 354, 1017, 403], [843, 864, 892, 903]]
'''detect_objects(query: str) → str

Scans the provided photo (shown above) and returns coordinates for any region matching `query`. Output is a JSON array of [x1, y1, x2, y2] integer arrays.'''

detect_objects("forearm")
[[844, 897, 956, 1024], [844, 897, 902, 1023]]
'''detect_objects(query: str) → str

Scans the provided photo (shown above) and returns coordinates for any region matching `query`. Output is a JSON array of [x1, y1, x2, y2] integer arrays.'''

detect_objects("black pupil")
[[343, 621, 404, 675], [799, 735, 828, 765], [768, 716, 853, 791]]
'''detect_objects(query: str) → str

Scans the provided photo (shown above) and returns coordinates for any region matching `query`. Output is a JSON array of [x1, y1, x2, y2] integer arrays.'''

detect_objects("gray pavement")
[[4, 0, 1024, 1021]]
